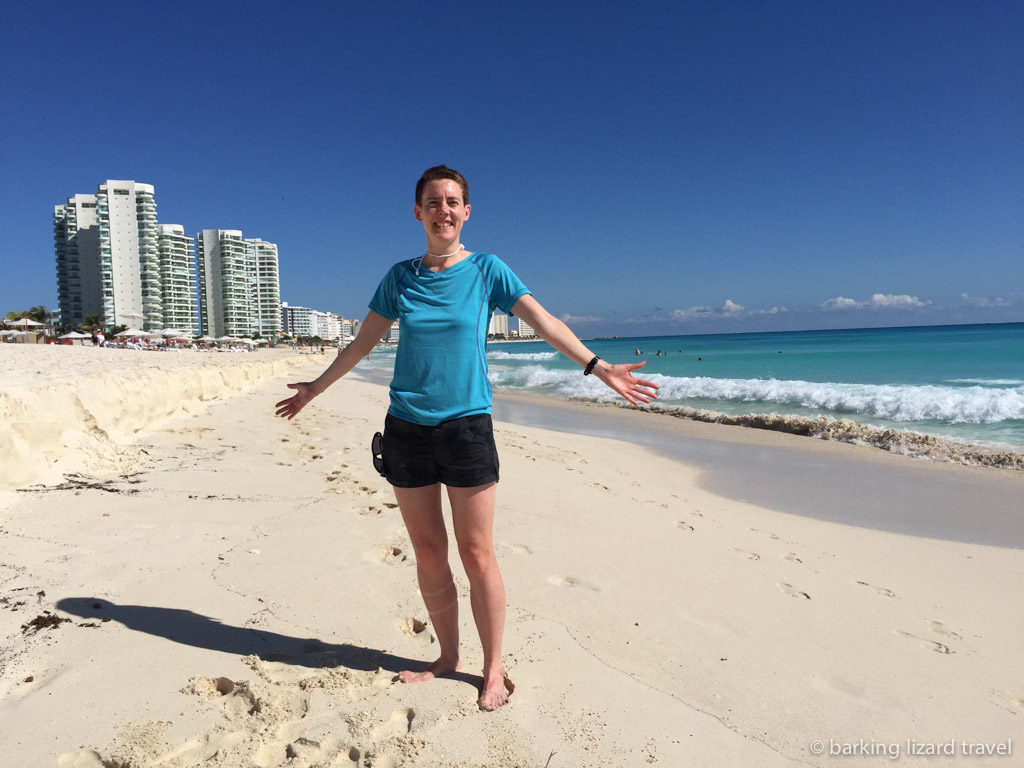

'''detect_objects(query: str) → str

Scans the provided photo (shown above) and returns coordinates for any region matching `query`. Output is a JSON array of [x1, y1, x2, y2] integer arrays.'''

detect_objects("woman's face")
[[415, 178, 470, 249]]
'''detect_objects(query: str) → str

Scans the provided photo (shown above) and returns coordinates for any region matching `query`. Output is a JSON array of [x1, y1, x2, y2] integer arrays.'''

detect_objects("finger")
[[633, 377, 660, 389]]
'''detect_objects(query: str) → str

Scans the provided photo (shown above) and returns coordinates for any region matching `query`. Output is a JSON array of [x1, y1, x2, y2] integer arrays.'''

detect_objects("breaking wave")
[[487, 351, 560, 361], [491, 367, 1024, 426]]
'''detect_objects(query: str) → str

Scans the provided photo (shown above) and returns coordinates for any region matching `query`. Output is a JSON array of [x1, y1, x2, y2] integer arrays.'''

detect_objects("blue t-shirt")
[[369, 252, 531, 426]]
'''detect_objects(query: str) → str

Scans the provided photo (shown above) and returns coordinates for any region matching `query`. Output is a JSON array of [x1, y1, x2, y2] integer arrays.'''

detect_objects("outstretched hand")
[[595, 361, 660, 406], [275, 382, 318, 420]]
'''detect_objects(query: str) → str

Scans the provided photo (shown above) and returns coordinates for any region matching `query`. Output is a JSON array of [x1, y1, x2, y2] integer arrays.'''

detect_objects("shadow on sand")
[[56, 597, 483, 690]]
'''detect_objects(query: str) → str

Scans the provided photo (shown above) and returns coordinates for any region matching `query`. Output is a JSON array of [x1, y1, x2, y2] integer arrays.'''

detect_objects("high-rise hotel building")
[[54, 180, 196, 330], [54, 194, 102, 327], [56, 180, 281, 338], [249, 238, 282, 338], [197, 230, 281, 338], [157, 225, 199, 333]]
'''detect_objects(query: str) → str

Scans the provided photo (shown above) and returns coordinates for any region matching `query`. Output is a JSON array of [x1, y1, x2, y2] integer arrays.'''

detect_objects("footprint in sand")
[[855, 581, 896, 598], [399, 617, 433, 644], [782, 552, 803, 564], [676, 521, 695, 532], [380, 545, 408, 564], [775, 582, 811, 600], [497, 542, 534, 556], [927, 620, 962, 640], [547, 575, 600, 592], [732, 548, 760, 560], [369, 708, 417, 740], [896, 630, 953, 654]]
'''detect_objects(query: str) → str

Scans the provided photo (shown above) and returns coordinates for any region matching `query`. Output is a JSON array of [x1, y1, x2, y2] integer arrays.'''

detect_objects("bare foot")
[[398, 657, 460, 684], [478, 674, 514, 711]]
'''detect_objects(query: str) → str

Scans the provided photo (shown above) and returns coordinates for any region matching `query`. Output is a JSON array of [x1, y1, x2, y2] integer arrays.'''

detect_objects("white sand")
[[0, 344, 1021, 767]]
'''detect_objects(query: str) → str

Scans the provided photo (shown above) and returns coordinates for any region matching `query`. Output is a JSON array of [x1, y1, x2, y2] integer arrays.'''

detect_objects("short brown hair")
[[415, 165, 469, 206]]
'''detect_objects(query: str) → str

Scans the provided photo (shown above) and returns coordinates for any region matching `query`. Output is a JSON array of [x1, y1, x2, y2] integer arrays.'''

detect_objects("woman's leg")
[[448, 482, 510, 710], [394, 483, 462, 682]]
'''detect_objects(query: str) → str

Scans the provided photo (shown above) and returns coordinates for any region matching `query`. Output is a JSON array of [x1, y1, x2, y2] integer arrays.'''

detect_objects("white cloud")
[[868, 293, 928, 309], [958, 293, 1009, 308], [560, 313, 603, 324], [670, 305, 714, 321], [820, 294, 929, 311], [722, 299, 744, 314], [821, 296, 860, 310]]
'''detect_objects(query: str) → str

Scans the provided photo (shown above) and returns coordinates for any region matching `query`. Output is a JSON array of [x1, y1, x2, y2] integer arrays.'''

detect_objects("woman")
[[275, 165, 658, 710]]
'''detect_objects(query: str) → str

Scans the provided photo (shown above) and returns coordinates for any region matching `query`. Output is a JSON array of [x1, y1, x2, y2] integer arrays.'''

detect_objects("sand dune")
[[0, 345, 324, 491]]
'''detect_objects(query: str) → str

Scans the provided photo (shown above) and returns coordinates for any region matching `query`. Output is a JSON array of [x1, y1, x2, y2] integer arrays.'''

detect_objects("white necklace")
[[426, 243, 463, 259], [413, 243, 464, 276]]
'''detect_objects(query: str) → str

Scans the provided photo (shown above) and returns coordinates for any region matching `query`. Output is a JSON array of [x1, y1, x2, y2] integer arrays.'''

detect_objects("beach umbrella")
[[58, 331, 92, 339], [115, 328, 160, 338], [4, 318, 46, 329]]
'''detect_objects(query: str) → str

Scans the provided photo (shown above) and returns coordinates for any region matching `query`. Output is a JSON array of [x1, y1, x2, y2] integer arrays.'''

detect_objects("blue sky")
[[2, 0, 1021, 336]]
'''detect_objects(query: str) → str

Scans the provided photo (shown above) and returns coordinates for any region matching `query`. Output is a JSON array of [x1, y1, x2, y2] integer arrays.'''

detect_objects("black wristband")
[[583, 355, 601, 375]]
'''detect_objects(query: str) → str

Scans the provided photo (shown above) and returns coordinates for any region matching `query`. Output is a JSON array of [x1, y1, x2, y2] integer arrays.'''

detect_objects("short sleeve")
[[483, 254, 531, 314], [368, 265, 400, 321]]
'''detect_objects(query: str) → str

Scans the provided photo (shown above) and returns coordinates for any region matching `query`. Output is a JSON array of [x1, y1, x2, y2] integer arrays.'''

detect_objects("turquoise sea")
[[362, 322, 1024, 454]]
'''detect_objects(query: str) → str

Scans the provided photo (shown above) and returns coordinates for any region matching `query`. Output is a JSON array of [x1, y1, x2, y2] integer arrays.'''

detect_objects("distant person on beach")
[[275, 165, 659, 711]]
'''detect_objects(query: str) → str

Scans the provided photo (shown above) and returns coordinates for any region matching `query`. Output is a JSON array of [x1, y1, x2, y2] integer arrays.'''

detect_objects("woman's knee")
[[457, 540, 497, 580]]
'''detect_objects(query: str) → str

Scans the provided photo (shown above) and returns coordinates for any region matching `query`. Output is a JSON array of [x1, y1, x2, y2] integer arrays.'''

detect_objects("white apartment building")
[[54, 194, 101, 327], [280, 302, 315, 338], [489, 313, 510, 336], [280, 302, 357, 342], [197, 230, 253, 337], [54, 181, 171, 329], [97, 181, 159, 328], [197, 230, 283, 338], [516, 317, 537, 338], [340, 317, 357, 340], [157, 225, 198, 332], [248, 238, 282, 337], [313, 311, 341, 341]]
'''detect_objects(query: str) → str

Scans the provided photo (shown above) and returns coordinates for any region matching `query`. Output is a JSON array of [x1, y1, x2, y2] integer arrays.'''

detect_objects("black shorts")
[[381, 412, 500, 488]]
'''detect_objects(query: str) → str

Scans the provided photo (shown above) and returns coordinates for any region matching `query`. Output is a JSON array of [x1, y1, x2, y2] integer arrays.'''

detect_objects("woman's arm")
[[510, 294, 659, 406], [275, 310, 394, 419]]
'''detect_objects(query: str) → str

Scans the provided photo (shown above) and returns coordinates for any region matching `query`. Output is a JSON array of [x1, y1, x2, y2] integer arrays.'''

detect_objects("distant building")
[[280, 303, 357, 341], [281, 302, 314, 338], [197, 230, 281, 338], [313, 311, 340, 341], [249, 238, 282, 337], [517, 317, 536, 338], [53, 194, 101, 328], [489, 313, 509, 336], [197, 230, 251, 337], [54, 180, 177, 330], [157, 225, 198, 333]]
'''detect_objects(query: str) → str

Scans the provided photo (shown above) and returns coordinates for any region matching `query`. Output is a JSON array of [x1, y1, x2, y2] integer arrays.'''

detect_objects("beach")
[[1, 344, 1022, 767]]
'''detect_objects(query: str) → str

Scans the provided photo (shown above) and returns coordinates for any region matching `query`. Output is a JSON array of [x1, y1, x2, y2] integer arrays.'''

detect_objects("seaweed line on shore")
[[585, 400, 1024, 471]]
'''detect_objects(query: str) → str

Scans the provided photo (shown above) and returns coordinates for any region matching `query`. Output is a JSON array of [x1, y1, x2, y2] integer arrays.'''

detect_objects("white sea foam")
[[947, 378, 1024, 387], [491, 367, 1024, 425], [487, 351, 560, 361]]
